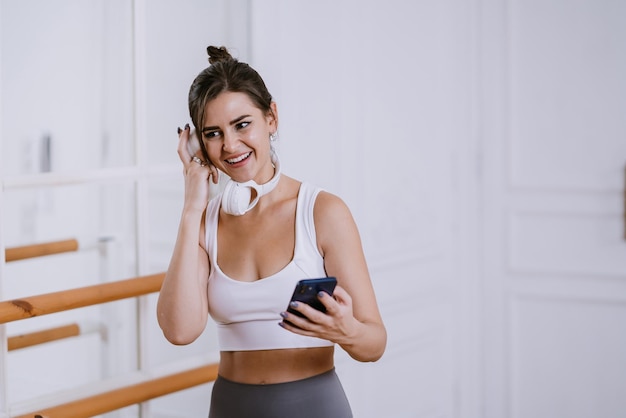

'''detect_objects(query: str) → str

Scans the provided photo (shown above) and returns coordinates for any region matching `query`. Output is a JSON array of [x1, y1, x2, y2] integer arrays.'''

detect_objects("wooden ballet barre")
[[8, 323, 81, 351], [0, 273, 165, 324], [14, 362, 219, 418], [5, 238, 79, 262]]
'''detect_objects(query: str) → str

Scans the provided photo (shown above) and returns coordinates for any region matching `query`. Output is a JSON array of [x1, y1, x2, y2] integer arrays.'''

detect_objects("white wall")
[[0, 1, 246, 417], [249, 1, 480, 417], [480, 1, 626, 417], [1, 1, 625, 417]]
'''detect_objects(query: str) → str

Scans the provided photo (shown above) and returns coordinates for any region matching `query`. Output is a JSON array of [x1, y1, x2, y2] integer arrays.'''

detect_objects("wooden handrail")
[[14, 363, 219, 418], [5, 239, 79, 262], [8, 323, 81, 351], [0, 271, 211, 416], [0, 273, 165, 324]]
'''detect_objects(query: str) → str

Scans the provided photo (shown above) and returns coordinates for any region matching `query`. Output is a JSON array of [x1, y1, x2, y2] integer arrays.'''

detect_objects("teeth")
[[226, 153, 250, 164]]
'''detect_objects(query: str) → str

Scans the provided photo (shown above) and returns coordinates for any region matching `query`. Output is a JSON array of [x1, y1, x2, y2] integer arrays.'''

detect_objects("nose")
[[222, 129, 239, 153]]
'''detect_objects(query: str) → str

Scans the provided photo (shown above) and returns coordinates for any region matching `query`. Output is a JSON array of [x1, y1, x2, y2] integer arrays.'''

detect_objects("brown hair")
[[188, 46, 274, 162]]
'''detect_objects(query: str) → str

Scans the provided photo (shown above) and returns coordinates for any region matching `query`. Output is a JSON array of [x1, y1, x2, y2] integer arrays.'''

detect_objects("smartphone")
[[287, 277, 337, 318]]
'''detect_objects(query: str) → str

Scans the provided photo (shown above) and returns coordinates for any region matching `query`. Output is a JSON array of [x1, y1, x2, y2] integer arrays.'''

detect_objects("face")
[[201, 91, 277, 183]]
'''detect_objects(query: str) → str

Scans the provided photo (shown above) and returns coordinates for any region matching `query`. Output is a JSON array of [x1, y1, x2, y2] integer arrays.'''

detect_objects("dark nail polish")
[[177, 127, 182, 135], [184, 123, 190, 130], [280, 312, 288, 319]]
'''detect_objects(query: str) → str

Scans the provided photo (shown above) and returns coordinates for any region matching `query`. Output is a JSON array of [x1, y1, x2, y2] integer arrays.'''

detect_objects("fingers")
[[207, 164, 219, 184], [328, 285, 351, 308], [189, 157, 219, 184], [279, 304, 323, 335], [279, 284, 362, 348], [177, 123, 192, 163], [177, 123, 219, 184], [284, 285, 348, 319], [280, 286, 344, 327]]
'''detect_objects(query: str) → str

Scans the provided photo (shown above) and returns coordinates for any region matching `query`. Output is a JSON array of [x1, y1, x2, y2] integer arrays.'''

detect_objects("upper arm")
[[198, 210, 211, 301], [156, 210, 210, 345], [199, 208, 211, 277], [314, 192, 383, 326]]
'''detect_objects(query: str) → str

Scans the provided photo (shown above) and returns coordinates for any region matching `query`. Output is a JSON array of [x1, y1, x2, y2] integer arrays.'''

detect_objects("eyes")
[[203, 121, 251, 140], [203, 130, 220, 140]]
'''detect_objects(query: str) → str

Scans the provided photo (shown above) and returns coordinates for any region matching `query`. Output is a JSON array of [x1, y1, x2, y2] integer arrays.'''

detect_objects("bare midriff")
[[218, 346, 335, 384]]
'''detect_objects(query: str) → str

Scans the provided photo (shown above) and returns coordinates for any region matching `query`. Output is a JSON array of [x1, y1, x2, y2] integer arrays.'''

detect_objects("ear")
[[267, 101, 279, 132]]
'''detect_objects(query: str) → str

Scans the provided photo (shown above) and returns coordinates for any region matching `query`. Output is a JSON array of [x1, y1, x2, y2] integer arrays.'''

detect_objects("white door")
[[481, 1, 626, 417]]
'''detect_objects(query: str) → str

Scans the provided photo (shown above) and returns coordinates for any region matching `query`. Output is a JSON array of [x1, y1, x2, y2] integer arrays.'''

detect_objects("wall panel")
[[511, 295, 626, 418], [481, 0, 626, 417], [251, 1, 476, 416]]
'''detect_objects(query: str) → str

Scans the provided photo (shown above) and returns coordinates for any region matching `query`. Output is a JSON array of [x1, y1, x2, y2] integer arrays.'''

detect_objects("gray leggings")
[[208, 368, 353, 418]]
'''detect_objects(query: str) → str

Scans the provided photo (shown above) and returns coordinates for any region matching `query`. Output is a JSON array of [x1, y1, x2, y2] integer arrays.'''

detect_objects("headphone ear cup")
[[219, 151, 280, 216], [221, 180, 252, 216]]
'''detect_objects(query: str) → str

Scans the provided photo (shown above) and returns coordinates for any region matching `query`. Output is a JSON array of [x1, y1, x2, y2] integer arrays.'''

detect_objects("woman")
[[157, 45, 386, 418]]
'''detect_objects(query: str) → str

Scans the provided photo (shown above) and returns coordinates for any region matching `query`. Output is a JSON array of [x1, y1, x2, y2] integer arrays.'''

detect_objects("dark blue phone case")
[[287, 277, 337, 317]]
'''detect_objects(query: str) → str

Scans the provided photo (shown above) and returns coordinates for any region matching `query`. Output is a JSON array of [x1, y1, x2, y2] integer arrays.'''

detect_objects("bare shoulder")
[[313, 191, 360, 256], [314, 191, 354, 225]]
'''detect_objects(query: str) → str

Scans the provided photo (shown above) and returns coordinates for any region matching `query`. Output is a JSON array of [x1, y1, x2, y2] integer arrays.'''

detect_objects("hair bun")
[[207, 45, 233, 64]]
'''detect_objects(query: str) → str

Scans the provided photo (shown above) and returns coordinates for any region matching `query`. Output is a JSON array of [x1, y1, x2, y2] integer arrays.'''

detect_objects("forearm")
[[157, 209, 208, 344], [337, 320, 387, 362]]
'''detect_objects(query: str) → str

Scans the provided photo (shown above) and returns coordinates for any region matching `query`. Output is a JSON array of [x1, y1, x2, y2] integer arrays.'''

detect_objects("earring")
[[269, 132, 278, 142]]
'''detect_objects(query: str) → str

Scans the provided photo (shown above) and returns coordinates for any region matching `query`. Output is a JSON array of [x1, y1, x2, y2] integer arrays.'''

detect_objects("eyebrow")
[[202, 115, 251, 133]]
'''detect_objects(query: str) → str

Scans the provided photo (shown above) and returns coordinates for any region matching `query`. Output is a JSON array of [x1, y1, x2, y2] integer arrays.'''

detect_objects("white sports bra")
[[205, 182, 334, 351]]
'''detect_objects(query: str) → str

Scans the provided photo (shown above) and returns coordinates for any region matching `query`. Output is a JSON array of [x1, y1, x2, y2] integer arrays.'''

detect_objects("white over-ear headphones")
[[221, 149, 281, 216]]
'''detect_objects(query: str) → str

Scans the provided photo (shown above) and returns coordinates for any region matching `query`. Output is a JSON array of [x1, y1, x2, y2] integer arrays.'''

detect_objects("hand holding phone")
[[287, 277, 337, 318]]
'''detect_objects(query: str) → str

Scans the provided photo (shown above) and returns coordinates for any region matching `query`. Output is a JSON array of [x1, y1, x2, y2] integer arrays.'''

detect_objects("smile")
[[226, 152, 252, 164]]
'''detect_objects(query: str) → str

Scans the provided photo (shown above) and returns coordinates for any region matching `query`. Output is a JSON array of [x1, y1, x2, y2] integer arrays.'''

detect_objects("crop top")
[[205, 182, 334, 351]]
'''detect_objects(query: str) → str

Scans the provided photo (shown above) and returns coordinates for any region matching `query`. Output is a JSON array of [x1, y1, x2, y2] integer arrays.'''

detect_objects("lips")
[[225, 152, 252, 165]]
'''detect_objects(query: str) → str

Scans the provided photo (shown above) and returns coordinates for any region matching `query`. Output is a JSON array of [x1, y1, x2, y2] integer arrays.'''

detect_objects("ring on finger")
[[191, 156, 207, 167]]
